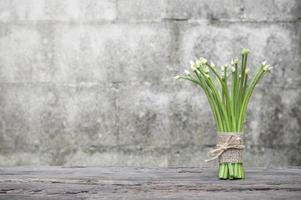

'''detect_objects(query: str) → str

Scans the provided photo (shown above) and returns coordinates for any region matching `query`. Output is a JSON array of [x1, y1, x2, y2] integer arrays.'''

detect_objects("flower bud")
[[184, 70, 190, 75], [245, 68, 250, 74]]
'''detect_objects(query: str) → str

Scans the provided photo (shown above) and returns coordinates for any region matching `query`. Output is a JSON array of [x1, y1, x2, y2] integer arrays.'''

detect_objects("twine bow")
[[205, 135, 245, 162]]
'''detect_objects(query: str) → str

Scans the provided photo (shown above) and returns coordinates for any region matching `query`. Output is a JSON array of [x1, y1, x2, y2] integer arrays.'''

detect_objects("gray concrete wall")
[[0, 0, 300, 167]]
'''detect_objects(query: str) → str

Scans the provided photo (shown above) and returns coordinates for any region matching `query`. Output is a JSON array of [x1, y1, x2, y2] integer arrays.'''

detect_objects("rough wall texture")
[[0, 0, 300, 167]]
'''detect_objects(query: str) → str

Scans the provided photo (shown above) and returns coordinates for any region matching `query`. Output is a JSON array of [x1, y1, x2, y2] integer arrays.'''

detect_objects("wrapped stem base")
[[206, 133, 245, 180], [218, 134, 244, 180]]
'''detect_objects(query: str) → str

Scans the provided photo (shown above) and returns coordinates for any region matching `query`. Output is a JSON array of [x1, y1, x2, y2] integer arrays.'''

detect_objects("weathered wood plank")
[[0, 167, 300, 199]]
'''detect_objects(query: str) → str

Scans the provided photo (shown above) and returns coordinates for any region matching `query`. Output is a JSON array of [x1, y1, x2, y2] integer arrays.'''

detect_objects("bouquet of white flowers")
[[175, 49, 272, 179]]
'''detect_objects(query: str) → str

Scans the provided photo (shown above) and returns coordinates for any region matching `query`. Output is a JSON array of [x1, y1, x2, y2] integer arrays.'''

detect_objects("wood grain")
[[0, 167, 300, 199]]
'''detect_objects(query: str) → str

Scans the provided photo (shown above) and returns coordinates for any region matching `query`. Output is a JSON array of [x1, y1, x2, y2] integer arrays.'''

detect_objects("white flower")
[[221, 65, 225, 72], [199, 57, 208, 64], [245, 68, 250, 74], [263, 65, 272, 72], [174, 75, 181, 80], [233, 58, 239, 64], [231, 67, 236, 72], [263, 65, 268, 71], [210, 62, 215, 68], [221, 65, 227, 72], [184, 70, 190, 75], [204, 67, 210, 74], [191, 65, 197, 71], [261, 60, 268, 66], [195, 59, 201, 65], [242, 48, 250, 54]]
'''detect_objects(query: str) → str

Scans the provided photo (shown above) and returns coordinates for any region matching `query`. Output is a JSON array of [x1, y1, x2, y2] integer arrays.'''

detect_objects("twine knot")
[[205, 134, 245, 162]]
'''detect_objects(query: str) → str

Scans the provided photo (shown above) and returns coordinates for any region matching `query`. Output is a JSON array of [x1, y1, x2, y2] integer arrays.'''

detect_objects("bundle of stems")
[[175, 49, 271, 179]]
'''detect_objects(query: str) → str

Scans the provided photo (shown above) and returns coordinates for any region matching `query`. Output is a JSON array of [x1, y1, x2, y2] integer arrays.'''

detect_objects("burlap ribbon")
[[205, 133, 245, 163]]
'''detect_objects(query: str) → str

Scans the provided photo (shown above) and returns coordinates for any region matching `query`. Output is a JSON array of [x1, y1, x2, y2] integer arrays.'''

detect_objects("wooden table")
[[0, 166, 300, 199]]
